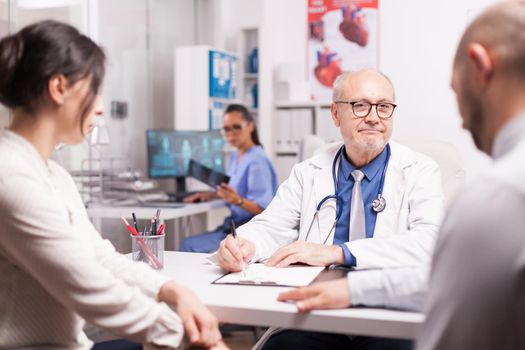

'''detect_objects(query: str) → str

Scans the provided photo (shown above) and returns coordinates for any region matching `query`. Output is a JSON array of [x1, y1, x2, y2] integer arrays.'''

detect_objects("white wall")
[[90, 0, 197, 251], [246, 0, 496, 181], [379, 0, 494, 180], [93, 0, 196, 172], [0, 0, 8, 128]]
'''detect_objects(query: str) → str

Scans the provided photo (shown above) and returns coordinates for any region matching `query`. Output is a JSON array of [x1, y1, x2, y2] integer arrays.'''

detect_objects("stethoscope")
[[304, 144, 391, 244]]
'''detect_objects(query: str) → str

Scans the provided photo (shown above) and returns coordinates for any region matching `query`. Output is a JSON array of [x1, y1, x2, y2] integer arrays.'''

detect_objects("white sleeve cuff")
[[348, 270, 386, 307], [348, 267, 429, 311], [145, 302, 184, 348]]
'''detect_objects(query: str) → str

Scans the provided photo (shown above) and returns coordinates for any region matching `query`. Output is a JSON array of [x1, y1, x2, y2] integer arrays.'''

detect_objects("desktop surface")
[[160, 252, 425, 339], [137, 202, 186, 208]]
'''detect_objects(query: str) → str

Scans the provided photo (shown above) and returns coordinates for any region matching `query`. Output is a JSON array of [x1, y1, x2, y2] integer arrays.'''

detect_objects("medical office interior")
[[0, 0, 502, 348]]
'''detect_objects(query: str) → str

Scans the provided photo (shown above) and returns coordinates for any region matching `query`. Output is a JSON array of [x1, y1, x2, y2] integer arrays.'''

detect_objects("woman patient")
[[0, 20, 226, 349]]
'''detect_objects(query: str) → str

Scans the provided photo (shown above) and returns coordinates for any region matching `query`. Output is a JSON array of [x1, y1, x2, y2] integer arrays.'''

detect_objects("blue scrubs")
[[181, 145, 277, 252]]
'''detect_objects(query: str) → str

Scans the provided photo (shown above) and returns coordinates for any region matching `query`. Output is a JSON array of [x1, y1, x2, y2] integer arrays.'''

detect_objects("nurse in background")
[[181, 104, 277, 253]]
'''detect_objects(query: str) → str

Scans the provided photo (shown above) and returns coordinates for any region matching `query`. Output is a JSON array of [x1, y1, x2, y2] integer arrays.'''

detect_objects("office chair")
[[398, 139, 466, 203], [299, 134, 326, 161]]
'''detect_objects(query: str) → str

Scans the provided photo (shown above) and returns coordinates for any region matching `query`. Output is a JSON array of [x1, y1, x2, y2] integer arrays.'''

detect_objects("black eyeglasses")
[[221, 122, 247, 135], [334, 100, 397, 119]]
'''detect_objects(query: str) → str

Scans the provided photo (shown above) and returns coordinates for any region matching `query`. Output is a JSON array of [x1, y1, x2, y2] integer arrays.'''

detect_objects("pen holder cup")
[[131, 234, 165, 270]]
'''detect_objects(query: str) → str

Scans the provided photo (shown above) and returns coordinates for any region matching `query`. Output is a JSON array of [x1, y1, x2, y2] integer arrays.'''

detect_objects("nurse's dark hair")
[[225, 104, 262, 147], [0, 20, 106, 132]]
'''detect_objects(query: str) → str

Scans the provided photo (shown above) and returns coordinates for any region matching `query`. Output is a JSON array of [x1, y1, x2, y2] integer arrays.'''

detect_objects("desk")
[[162, 251, 425, 340], [87, 200, 226, 250]]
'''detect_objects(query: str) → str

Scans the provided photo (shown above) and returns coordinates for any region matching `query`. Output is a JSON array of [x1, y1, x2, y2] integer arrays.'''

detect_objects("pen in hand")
[[230, 219, 246, 276]]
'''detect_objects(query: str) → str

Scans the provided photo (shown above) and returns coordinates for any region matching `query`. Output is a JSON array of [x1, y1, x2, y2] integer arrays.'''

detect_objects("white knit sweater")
[[0, 130, 183, 349]]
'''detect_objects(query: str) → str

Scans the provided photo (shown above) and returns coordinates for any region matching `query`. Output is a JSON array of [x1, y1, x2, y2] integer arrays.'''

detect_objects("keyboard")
[[166, 191, 200, 203]]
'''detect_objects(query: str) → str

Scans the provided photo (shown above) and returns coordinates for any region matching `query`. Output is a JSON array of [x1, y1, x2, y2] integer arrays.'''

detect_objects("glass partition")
[[0, 0, 10, 129], [0, 0, 196, 174]]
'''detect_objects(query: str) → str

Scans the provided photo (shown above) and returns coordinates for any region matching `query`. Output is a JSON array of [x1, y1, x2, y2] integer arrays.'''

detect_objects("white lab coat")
[[237, 141, 444, 269]]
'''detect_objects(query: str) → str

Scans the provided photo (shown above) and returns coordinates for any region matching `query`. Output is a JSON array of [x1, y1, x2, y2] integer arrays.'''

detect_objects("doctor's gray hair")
[[332, 70, 395, 102]]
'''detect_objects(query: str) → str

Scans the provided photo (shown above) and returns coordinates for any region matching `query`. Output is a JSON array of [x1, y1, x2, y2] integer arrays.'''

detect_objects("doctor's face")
[[332, 71, 394, 156]]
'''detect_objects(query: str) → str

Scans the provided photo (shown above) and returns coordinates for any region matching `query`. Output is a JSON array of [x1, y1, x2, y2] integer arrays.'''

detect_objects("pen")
[[132, 212, 139, 233], [151, 209, 160, 237], [230, 219, 246, 276], [157, 223, 165, 235], [121, 216, 162, 269]]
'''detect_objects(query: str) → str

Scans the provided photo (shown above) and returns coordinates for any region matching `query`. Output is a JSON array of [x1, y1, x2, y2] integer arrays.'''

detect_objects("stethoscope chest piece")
[[372, 195, 386, 213]]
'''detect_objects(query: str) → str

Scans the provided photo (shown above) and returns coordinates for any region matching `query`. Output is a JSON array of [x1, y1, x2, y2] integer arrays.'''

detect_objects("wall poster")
[[308, 0, 379, 102]]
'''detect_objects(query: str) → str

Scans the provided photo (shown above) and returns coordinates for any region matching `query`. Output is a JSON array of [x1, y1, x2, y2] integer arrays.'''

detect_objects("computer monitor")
[[146, 129, 225, 182]]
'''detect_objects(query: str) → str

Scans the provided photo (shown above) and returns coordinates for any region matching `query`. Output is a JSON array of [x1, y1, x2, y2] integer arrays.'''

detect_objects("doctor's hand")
[[158, 281, 222, 348], [278, 278, 351, 312], [266, 241, 344, 268], [217, 235, 256, 272]]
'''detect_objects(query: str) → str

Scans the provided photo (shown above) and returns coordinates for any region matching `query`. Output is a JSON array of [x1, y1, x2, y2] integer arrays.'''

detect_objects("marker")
[[157, 223, 165, 235], [132, 212, 139, 233]]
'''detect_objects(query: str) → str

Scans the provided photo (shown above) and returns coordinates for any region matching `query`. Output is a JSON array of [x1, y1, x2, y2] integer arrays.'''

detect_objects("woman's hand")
[[183, 191, 217, 203], [216, 183, 241, 205], [158, 281, 221, 348]]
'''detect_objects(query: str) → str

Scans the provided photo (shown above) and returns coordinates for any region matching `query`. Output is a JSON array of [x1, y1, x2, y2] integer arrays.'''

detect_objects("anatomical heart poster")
[[308, 0, 379, 102]]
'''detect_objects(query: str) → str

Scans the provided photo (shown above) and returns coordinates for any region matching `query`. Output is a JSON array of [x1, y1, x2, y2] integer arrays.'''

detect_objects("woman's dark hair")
[[224, 104, 262, 147], [0, 20, 106, 132]]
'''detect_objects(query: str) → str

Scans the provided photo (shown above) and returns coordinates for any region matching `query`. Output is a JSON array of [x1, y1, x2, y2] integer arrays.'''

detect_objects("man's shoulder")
[[449, 173, 519, 220], [491, 139, 525, 193]]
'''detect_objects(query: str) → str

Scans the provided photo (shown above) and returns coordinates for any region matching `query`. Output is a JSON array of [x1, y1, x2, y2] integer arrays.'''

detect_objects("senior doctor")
[[217, 69, 444, 274]]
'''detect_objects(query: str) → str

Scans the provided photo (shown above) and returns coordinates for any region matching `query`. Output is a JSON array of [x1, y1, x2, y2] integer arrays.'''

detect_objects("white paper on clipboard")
[[213, 263, 325, 287]]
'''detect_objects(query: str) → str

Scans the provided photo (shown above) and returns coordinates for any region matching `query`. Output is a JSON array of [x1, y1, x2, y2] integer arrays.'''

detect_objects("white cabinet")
[[273, 102, 338, 183], [174, 46, 239, 131]]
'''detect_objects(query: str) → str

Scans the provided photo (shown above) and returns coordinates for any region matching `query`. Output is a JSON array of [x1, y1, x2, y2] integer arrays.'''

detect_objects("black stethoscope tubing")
[[331, 143, 390, 214]]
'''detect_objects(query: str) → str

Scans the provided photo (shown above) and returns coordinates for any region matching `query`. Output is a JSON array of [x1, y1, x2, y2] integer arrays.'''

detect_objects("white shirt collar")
[[2, 128, 50, 178]]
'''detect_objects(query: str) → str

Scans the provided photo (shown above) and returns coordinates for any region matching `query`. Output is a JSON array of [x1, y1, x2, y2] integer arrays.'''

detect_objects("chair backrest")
[[398, 139, 466, 203], [312, 139, 466, 203], [299, 134, 326, 161]]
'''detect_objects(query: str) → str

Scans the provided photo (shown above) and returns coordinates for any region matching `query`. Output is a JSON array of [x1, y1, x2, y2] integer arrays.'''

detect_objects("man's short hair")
[[455, 1, 525, 81]]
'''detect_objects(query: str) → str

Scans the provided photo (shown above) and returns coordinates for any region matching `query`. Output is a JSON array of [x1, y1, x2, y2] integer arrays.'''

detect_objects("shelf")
[[275, 100, 331, 108], [210, 97, 243, 104], [243, 73, 259, 79]]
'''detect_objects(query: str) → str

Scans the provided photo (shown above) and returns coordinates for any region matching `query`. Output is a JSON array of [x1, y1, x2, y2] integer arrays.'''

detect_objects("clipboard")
[[211, 263, 325, 287], [188, 159, 230, 188]]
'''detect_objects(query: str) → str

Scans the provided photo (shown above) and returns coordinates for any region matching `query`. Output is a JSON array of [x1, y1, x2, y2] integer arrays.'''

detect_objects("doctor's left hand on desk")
[[217, 235, 255, 272], [278, 278, 351, 313], [266, 241, 345, 268]]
